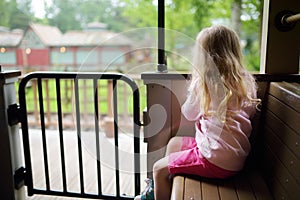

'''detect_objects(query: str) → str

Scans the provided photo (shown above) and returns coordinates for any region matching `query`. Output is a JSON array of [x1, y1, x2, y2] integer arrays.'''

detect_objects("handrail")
[[283, 13, 300, 24], [276, 11, 300, 32]]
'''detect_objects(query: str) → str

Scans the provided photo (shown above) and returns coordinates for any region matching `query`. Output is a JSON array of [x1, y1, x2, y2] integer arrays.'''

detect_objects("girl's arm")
[[181, 93, 201, 121]]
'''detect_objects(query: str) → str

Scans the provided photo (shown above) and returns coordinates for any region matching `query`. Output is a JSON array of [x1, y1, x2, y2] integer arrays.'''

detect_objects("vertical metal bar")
[[93, 79, 102, 195], [74, 78, 85, 194], [37, 78, 50, 191], [55, 78, 67, 192], [133, 89, 141, 195], [19, 79, 34, 196], [113, 79, 120, 197], [157, 0, 167, 72]]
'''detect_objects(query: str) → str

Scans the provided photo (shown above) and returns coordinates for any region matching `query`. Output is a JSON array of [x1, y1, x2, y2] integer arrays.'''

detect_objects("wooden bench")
[[171, 76, 300, 200]]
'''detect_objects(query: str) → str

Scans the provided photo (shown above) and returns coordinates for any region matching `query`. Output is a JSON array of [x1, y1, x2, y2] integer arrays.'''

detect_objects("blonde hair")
[[190, 25, 259, 122]]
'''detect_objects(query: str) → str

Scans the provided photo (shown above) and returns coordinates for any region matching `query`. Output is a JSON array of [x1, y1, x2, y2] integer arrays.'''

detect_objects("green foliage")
[[44, 0, 130, 32], [1, 0, 261, 71], [0, 0, 33, 30], [241, 0, 261, 72], [166, 0, 200, 37], [191, 0, 215, 28], [46, 0, 81, 32], [120, 0, 262, 71], [0, 0, 10, 27], [120, 0, 206, 36], [121, 0, 157, 28]]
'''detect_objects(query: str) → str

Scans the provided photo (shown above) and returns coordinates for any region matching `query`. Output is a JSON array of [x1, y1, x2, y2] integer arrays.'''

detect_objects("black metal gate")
[[18, 72, 142, 199]]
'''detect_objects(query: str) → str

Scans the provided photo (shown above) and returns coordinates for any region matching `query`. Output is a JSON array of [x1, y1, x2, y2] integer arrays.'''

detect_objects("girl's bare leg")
[[153, 136, 184, 200], [153, 157, 170, 200], [165, 136, 184, 156]]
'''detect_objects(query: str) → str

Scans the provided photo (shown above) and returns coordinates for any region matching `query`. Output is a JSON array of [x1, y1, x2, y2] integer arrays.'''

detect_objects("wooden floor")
[[22, 128, 148, 199]]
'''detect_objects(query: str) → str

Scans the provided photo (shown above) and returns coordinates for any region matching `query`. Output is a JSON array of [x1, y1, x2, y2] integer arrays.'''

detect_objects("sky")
[[31, 0, 52, 18]]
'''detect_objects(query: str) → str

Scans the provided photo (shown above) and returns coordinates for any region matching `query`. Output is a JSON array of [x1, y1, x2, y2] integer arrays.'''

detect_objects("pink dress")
[[168, 88, 256, 178]]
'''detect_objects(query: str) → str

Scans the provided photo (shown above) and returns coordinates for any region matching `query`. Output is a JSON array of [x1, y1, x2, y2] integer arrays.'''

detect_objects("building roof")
[[0, 31, 23, 47], [56, 30, 132, 47], [4, 23, 132, 48], [85, 22, 108, 31], [29, 23, 62, 46]]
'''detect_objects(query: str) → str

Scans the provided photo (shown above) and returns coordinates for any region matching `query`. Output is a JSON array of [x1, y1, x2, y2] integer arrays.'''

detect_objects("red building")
[[0, 22, 132, 73], [0, 27, 23, 69], [17, 23, 62, 71]]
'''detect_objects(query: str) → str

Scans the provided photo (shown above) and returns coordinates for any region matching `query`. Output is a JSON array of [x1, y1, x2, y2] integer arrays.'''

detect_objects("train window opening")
[[0, 0, 263, 74]]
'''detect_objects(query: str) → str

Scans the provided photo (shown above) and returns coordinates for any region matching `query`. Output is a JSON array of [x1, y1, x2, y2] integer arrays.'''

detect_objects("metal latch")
[[14, 167, 26, 189], [7, 104, 21, 126]]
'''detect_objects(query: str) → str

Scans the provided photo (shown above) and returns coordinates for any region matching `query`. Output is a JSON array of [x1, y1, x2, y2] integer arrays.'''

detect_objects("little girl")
[[135, 25, 260, 200]]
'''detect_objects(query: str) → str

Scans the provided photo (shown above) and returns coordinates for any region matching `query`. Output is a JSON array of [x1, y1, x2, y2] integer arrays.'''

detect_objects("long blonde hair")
[[190, 25, 259, 121]]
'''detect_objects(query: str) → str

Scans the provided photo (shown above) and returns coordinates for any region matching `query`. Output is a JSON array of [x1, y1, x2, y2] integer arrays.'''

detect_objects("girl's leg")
[[165, 136, 184, 156], [153, 156, 170, 200], [152, 136, 184, 200]]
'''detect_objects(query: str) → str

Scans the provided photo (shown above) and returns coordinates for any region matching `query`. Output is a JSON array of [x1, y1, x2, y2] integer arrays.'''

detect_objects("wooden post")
[[141, 72, 194, 177], [103, 80, 114, 137], [83, 79, 88, 128], [260, 0, 300, 74], [0, 69, 24, 200], [123, 82, 129, 125], [33, 79, 39, 126], [45, 79, 51, 127]]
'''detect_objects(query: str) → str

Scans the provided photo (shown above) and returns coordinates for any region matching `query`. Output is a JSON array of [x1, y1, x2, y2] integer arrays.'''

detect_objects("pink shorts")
[[168, 137, 237, 179]]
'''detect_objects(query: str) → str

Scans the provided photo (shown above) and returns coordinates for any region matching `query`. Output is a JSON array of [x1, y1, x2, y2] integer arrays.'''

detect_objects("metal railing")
[[22, 75, 144, 130], [18, 72, 142, 199]]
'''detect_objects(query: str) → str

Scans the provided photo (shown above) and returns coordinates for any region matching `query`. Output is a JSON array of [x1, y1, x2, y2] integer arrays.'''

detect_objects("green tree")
[[120, 0, 157, 28], [121, 0, 207, 36], [241, 0, 261, 71], [17, 0, 33, 16], [0, 0, 32, 30], [191, 0, 215, 29], [46, 0, 81, 33], [120, 0, 261, 71], [77, 0, 129, 32], [207, 0, 261, 71], [231, 0, 242, 36], [45, 0, 129, 32], [9, 0, 32, 30], [0, 0, 10, 27], [102, 4, 131, 32]]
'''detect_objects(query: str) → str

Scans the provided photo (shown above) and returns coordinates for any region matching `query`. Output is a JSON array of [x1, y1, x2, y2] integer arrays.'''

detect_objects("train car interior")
[[0, 0, 299, 199]]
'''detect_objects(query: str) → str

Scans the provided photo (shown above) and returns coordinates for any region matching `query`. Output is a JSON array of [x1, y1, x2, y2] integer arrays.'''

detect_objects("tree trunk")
[[231, 0, 242, 36]]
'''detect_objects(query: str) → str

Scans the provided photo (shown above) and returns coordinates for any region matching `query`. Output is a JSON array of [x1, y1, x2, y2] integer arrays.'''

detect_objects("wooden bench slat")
[[171, 176, 184, 200], [269, 82, 300, 112], [217, 179, 238, 200], [184, 177, 201, 200], [266, 95, 300, 134], [171, 173, 275, 200], [234, 174, 256, 200], [201, 181, 220, 200], [263, 144, 300, 200], [264, 125, 300, 181], [265, 111, 300, 159], [267, 177, 291, 200], [247, 171, 273, 200]]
